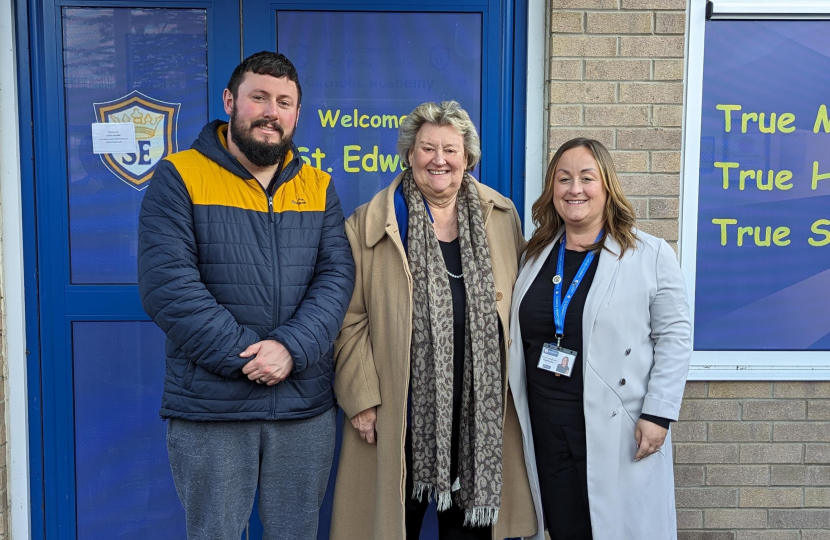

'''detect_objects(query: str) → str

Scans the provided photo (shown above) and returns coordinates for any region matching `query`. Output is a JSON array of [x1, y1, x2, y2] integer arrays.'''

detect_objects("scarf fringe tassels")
[[464, 506, 500, 527], [412, 482, 453, 512], [413, 482, 500, 527]]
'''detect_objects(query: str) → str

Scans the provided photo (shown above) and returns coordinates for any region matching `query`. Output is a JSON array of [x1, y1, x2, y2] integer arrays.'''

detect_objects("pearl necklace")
[[447, 269, 464, 279]]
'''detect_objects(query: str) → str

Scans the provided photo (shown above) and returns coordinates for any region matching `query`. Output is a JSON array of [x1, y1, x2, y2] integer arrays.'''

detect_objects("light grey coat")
[[508, 228, 691, 540]]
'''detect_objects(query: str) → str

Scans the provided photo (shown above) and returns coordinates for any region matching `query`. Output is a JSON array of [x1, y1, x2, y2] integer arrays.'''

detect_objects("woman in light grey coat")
[[507, 138, 691, 540]]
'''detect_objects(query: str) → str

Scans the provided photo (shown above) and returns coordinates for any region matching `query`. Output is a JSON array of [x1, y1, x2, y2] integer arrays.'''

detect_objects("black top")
[[519, 240, 671, 429], [439, 238, 466, 404], [439, 238, 465, 477], [519, 242, 599, 425]]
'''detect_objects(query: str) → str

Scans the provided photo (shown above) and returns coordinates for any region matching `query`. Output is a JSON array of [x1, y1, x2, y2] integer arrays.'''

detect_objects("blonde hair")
[[525, 138, 638, 262], [397, 101, 481, 171]]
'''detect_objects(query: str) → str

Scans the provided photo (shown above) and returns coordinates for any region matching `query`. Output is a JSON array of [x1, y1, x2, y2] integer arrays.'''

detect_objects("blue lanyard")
[[553, 231, 603, 346], [423, 196, 435, 223]]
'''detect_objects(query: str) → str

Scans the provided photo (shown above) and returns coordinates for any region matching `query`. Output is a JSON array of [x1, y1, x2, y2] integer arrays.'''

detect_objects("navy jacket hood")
[[193, 119, 303, 189]]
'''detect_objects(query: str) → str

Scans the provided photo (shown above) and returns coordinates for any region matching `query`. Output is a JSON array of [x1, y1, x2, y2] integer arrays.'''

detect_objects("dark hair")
[[226, 51, 302, 105]]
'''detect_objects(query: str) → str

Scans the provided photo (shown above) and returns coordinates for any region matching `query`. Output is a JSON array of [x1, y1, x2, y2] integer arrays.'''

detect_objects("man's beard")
[[230, 109, 295, 168]]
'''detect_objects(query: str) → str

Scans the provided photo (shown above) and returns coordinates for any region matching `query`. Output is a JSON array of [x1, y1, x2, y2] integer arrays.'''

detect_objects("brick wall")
[[546, 1, 830, 539], [547, 0, 685, 250], [675, 382, 830, 539]]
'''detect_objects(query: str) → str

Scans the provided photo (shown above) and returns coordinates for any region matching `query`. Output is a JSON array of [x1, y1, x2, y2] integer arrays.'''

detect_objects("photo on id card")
[[554, 354, 573, 376]]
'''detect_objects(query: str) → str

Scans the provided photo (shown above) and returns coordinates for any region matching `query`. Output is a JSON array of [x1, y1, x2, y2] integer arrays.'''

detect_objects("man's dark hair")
[[226, 51, 302, 105]]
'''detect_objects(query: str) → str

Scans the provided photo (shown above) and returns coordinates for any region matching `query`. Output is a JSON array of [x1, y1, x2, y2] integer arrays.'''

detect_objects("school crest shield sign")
[[93, 91, 181, 190]]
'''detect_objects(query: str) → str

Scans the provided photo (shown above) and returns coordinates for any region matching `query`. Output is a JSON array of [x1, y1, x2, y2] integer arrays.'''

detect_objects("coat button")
[[620, 378, 626, 385], [625, 348, 631, 355], [612, 410, 618, 417], [496, 292, 504, 301]]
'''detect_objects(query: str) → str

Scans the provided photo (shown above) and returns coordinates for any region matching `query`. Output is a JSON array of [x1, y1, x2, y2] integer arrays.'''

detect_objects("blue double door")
[[25, 0, 526, 537]]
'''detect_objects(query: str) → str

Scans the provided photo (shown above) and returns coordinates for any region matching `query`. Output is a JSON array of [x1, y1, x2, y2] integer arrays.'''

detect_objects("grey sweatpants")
[[167, 408, 336, 540]]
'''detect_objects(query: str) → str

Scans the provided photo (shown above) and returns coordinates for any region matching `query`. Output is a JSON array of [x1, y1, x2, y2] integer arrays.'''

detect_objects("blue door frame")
[[20, 2, 240, 537], [17, 0, 528, 536]]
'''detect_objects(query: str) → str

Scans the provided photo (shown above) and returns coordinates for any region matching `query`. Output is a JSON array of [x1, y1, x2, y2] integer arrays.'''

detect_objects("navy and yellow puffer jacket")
[[138, 120, 355, 421]]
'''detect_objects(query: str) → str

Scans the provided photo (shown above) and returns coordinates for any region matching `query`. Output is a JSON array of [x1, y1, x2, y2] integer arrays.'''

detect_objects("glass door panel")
[[277, 11, 482, 216], [63, 7, 209, 284], [72, 322, 180, 540]]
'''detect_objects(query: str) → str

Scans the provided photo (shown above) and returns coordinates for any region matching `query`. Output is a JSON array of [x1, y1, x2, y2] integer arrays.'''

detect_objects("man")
[[138, 52, 355, 540]]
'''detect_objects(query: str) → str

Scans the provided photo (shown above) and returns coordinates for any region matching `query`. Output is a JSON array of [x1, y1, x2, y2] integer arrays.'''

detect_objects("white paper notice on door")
[[91, 122, 137, 154]]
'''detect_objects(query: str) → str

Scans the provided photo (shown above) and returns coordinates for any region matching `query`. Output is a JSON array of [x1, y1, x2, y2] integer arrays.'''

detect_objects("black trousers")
[[404, 424, 491, 540], [530, 416, 593, 540]]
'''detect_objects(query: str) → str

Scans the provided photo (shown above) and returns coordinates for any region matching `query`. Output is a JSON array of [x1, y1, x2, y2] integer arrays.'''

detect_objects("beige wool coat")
[[331, 174, 538, 540]]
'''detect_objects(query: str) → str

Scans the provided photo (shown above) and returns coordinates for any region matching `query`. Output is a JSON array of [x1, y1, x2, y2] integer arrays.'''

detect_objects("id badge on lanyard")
[[538, 343, 578, 377], [537, 232, 601, 377]]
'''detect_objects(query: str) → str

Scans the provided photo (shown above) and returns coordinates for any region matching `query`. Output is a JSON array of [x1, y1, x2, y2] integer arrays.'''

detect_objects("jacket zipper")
[[249, 158, 292, 420], [254, 181, 278, 420], [268, 193, 278, 419]]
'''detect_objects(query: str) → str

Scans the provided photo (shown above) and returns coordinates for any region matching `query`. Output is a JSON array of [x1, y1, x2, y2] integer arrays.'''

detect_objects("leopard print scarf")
[[404, 170, 504, 526]]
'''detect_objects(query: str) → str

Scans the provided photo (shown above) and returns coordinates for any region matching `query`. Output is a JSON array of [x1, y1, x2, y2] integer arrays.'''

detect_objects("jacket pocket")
[[183, 360, 197, 391]]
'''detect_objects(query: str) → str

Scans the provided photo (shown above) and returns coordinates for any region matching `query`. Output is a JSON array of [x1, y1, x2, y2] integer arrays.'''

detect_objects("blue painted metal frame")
[[511, 0, 528, 221], [26, 0, 68, 536], [241, 0, 527, 208], [496, 0, 514, 204], [15, 0, 46, 537], [26, 0, 240, 536]]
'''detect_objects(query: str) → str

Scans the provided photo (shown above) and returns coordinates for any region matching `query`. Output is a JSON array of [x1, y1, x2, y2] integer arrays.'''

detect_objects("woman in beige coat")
[[331, 101, 537, 540]]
